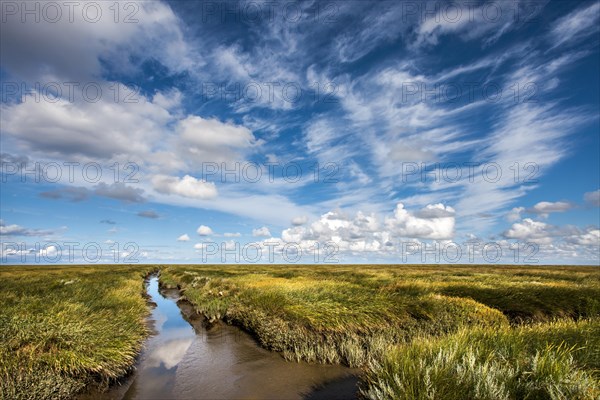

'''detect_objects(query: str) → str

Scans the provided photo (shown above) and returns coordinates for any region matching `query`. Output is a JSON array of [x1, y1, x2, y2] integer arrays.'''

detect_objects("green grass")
[[1, 264, 598, 399], [160, 265, 600, 367], [0, 265, 154, 400], [362, 319, 600, 400]]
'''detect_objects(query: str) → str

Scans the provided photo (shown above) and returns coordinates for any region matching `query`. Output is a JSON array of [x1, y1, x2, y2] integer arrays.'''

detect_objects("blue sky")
[[1, 0, 599, 264]]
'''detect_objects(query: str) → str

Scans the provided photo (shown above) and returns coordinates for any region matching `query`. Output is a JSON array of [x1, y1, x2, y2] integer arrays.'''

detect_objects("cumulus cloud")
[[152, 175, 217, 200], [566, 228, 600, 246], [0, 1, 193, 81], [176, 116, 258, 165], [527, 201, 573, 217], [194, 241, 235, 250], [503, 218, 557, 244], [1, 85, 172, 160], [268, 202, 455, 255], [252, 226, 271, 237], [386, 203, 455, 240], [414, 204, 456, 219], [506, 207, 525, 222], [177, 234, 190, 242], [502, 217, 599, 260], [0, 220, 53, 237], [196, 225, 213, 236], [584, 190, 600, 207]]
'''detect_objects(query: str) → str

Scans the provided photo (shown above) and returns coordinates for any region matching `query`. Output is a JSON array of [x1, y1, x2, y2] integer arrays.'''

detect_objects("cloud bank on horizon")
[[0, 0, 599, 264]]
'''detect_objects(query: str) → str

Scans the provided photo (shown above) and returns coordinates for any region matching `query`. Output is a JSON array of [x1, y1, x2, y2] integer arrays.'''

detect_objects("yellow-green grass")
[[0, 265, 154, 400], [1, 264, 598, 399], [160, 265, 600, 367], [362, 318, 600, 400]]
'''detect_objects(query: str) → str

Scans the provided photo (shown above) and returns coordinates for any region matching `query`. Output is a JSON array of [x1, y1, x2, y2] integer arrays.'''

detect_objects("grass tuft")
[[0, 265, 153, 400]]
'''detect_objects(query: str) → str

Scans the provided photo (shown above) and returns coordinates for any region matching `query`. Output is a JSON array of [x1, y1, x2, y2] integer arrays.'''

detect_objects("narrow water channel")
[[89, 276, 358, 400]]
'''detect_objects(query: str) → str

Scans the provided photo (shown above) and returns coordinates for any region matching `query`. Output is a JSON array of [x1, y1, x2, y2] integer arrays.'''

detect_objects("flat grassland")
[[1, 264, 599, 399]]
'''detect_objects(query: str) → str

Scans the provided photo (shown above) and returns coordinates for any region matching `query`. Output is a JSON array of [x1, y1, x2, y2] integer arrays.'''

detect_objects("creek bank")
[[82, 274, 359, 400]]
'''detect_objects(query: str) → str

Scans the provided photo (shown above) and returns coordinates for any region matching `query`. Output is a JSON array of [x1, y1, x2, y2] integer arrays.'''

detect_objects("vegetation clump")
[[362, 319, 600, 400], [0, 265, 153, 400], [161, 264, 600, 368]]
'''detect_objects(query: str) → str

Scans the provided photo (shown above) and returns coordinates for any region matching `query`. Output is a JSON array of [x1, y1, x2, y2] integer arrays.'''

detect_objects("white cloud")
[[503, 218, 555, 244], [153, 89, 183, 110], [567, 228, 600, 246], [502, 218, 599, 258], [0, 1, 194, 81], [456, 101, 590, 230], [584, 189, 600, 207], [223, 240, 237, 251], [304, 117, 357, 165], [177, 234, 190, 242], [152, 175, 217, 200], [0, 221, 29, 236], [414, 2, 513, 48], [271, 202, 455, 255], [385, 203, 455, 240], [223, 232, 241, 237], [291, 216, 308, 226], [528, 201, 573, 217], [176, 115, 259, 165], [506, 207, 525, 222], [334, 2, 409, 63], [196, 225, 213, 236], [252, 226, 271, 237], [1, 84, 171, 160], [549, 2, 600, 49], [38, 245, 58, 258], [0, 220, 54, 237], [214, 44, 253, 80]]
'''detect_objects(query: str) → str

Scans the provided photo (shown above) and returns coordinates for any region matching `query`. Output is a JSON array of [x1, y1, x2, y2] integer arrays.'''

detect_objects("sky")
[[0, 0, 599, 265]]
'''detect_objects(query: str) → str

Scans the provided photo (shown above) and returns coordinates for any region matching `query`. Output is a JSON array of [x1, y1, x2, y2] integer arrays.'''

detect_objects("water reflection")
[[122, 278, 195, 399], [108, 276, 357, 400]]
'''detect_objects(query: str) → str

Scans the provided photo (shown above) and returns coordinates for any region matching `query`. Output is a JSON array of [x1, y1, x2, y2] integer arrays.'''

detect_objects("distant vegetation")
[[1, 264, 598, 399]]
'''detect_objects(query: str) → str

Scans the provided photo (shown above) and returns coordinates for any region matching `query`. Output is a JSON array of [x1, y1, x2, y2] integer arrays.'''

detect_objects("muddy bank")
[[83, 275, 359, 400]]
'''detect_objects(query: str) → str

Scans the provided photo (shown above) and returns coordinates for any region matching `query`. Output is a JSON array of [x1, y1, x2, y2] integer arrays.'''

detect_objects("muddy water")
[[94, 276, 358, 400]]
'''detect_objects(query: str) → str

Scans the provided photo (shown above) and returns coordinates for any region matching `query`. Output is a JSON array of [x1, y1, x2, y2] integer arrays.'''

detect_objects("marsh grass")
[[362, 319, 600, 400], [161, 265, 600, 369], [0, 265, 153, 400], [1, 264, 597, 399]]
